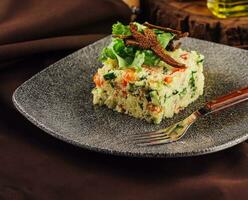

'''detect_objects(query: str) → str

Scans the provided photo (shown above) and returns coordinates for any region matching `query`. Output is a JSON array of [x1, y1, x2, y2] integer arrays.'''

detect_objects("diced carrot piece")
[[122, 68, 136, 87], [122, 79, 128, 87], [180, 53, 188, 60], [93, 72, 104, 87], [124, 69, 136, 81], [172, 67, 186, 73], [147, 104, 162, 113], [164, 76, 173, 84]]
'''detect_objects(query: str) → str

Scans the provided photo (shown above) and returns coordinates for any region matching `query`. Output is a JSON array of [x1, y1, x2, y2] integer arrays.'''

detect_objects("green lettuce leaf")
[[112, 22, 131, 36], [143, 50, 160, 66], [112, 38, 135, 68], [113, 38, 136, 65], [133, 22, 147, 32], [129, 51, 145, 71], [100, 47, 116, 61], [157, 32, 174, 48]]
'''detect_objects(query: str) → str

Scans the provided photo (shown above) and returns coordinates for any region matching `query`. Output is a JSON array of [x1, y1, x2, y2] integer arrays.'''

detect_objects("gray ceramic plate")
[[13, 36, 248, 158]]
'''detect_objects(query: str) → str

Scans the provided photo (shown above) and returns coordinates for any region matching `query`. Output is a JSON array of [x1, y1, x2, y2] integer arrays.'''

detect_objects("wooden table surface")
[[142, 0, 248, 49]]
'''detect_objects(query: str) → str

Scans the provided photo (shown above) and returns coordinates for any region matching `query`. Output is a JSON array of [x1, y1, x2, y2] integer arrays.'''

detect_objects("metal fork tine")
[[131, 130, 165, 138], [132, 112, 198, 146], [131, 124, 177, 139], [134, 135, 170, 144], [136, 138, 172, 146], [134, 133, 170, 141]]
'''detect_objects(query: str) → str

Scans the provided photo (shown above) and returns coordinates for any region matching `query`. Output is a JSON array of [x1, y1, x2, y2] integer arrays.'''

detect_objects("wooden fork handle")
[[200, 86, 248, 115]]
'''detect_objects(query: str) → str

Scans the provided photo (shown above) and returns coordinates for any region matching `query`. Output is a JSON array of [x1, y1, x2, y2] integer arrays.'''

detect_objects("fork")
[[133, 86, 248, 146]]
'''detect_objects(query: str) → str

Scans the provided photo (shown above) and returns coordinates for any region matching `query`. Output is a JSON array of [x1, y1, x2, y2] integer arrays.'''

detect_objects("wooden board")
[[142, 0, 248, 49]]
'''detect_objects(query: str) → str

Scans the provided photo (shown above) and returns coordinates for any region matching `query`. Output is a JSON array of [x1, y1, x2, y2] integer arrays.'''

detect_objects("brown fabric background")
[[0, 0, 130, 66], [0, 0, 248, 199]]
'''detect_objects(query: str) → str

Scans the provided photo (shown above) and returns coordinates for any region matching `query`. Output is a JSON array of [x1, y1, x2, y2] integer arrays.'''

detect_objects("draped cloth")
[[0, 0, 131, 65], [0, 1, 248, 199]]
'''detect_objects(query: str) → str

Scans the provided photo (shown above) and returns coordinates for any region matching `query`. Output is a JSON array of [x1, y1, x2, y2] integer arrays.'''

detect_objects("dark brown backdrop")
[[1, 0, 248, 199]]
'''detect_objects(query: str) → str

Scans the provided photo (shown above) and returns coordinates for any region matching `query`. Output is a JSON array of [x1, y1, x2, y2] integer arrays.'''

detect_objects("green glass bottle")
[[207, 0, 248, 18]]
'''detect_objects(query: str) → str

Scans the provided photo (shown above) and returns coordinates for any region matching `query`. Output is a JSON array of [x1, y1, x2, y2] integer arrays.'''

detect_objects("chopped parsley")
[[189, 71, 197, 97], [128, 83, 136, 92], [103, 72, 117, 80], [109, 81, 115, 88], [189, 71, 197, 91], [196, 53, 204, 65], [179, 88, 187, 97], [172, 90, 179, 95]]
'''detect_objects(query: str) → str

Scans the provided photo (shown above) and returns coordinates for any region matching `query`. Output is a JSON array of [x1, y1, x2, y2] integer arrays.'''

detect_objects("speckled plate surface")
[[13, 36, 248, 158]]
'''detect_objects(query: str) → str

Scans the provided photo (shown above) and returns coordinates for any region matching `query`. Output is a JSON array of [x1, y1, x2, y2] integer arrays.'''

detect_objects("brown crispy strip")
[[125, 23, 186, 68], [143, 22, 182, 34], [129, 23, 151, 49], [143, 22, 189, 39], [125, 39, 141, 47], [152, 45, 185, 68], [147, 28, 185, 68]]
